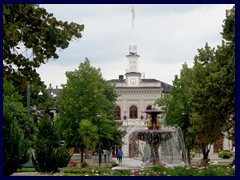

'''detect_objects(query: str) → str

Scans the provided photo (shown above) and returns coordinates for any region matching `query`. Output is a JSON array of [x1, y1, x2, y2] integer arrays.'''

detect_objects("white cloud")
[[37, 4, 234, 87]]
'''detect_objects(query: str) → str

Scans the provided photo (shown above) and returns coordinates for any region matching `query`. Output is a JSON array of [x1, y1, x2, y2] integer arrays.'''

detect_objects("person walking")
[[117, 148, 123, 164]]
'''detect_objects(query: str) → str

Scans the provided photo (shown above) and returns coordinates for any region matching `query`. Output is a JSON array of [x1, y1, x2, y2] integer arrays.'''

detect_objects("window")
[[129, 106, 138, 119], [115, 106, 121, 120], [146, 105, 152, 119], [146, 105, 152, 110]]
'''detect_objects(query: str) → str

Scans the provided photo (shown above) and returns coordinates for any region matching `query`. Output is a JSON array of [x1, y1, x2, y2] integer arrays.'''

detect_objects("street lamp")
[[182, 108, 189, 164], [97, 113, 102, 168]]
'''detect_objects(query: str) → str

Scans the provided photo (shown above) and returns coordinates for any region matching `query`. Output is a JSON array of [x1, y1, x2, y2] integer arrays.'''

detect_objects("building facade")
[[109, 45, 172, 156]]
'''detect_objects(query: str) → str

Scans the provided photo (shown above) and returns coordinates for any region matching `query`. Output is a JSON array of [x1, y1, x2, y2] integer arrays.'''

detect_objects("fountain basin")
[[131, 129, 176, 144]]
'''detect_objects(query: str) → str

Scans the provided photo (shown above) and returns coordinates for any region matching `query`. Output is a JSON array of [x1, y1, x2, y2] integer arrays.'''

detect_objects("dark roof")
[[142, 79, 160, 83], [48, 80, 172, 97], [109, 78, 161, 83], [109, 78, 172, 93], [110, 79, 125, 83]]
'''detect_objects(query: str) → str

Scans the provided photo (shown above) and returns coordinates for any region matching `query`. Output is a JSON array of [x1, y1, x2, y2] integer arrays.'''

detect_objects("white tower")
[[126, 45, 141, 86], [127, 45, 139, 72]]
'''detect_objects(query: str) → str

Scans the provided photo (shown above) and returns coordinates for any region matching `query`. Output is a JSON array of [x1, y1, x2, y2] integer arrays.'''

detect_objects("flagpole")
[[131, 5, 135, 31]]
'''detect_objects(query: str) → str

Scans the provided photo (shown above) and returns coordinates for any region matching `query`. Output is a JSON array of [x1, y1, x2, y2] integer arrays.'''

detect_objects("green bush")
[[111, 161, 119, 167], [62, 167, 111, 176], [218, 150, 233, 158], [112, 170, 131, 176], [190, 150, 196, 158], [3, 102, 27, 176], [81, 161, 88, 168], [3, 80, 36, 176], [32, 115, 71, 173], [138, 165, 235, 176], [55, 146, 72, 168]]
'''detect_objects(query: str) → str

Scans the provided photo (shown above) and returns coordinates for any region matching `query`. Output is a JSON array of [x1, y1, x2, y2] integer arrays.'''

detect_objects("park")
[[3, 4, 235, 176]]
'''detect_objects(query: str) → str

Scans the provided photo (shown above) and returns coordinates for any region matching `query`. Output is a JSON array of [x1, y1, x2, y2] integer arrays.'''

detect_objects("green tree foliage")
[[56, 59, 126, 161], [3, 79, 36, 175], [32, 115, 71, 172], [188, 6, 235, 161], [78, 119, 98, 158], [222, 6, 235, 42], [3, 4, 84, 100], [156, 6, 235, 164], [156, 63, 195, 164], [3, 103, 25, 176]]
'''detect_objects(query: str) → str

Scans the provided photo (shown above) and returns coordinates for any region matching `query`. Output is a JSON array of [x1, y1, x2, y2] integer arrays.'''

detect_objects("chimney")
[[119, 75, 124, 80]]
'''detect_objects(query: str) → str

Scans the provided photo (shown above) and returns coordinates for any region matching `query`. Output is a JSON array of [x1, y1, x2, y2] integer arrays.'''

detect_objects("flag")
[[131, 6, 135, 30]]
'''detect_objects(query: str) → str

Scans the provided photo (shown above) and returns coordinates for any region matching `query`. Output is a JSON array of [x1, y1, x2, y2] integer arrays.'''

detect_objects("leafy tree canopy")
[[56, 59, 126, 151], [156, 6, 235, 162], [3, 4, 84, 97]]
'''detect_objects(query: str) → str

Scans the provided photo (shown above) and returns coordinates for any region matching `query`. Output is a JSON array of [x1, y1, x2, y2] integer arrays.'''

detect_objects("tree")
[[3, 4, 84, 102], [156, 6, 235, 165], [3, 79, 36, 175], [3, 103, 25, 176], [188, 6, 235, 163], [78, 119, 98, 158], [32, 115, 71, 172], [156, 63, 196, 165], [56, 59, 125, 162]]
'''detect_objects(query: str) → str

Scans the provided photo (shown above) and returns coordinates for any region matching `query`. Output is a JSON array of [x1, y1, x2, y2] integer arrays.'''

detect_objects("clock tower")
[[126, 45, 141, 86]]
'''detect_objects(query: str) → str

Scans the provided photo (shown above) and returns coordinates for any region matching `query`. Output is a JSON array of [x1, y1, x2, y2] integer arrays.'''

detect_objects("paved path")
[[113, 157, 144, 167]]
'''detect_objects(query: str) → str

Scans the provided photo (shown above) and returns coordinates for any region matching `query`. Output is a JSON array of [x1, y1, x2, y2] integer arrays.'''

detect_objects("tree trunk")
[[187, 147, 191, 165], [201, 146, 210, 166], [85, 148, 89, 159], [80, 146, 84, 163]]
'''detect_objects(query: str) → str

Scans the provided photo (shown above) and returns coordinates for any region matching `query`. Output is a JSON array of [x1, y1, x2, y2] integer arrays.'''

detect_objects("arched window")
[[146, 105, 152, 110], [146, 105, 152, 119], [129, 106, 138, 119], [115, 106, 121, 120]]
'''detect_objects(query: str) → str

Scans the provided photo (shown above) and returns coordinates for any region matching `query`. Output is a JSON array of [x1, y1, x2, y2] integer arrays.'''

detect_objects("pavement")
[[113, 157, 144, 167]]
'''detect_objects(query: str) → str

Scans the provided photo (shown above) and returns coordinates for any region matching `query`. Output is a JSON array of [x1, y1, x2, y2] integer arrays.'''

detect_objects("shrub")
[[55, 146, 72, 168], [62, 167, 111, 176], [111, 161, 119, 167], [112, 170, 131, 176], [3, 102, 25, 175], [218, 150, 233, 158], [32, 115, 71, 173], [81, 161, 88, 168], [190, 150, 196, 158]]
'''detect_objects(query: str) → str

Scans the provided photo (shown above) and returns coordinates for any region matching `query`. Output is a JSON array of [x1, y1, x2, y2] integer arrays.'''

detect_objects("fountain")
[[129, 108, 188, 166], [111, 107, 188, 175]]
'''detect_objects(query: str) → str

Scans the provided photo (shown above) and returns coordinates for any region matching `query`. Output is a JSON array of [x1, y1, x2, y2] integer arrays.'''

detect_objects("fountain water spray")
[[129, 108, 188, 167]]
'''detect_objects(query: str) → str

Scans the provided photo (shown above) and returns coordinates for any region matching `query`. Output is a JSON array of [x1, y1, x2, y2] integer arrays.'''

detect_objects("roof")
[[109, 78, 172, 93], [47, 79, 172, 98]]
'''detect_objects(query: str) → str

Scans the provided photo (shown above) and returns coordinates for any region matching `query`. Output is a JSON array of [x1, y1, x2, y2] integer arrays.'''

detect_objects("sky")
[[36, 4, 234, 88]]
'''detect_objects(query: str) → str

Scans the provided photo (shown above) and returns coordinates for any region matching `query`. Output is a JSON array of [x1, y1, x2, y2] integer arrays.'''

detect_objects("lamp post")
[[182, 108, 189, 164], [97, 113, 102, 168], [38, 84, 56, 121]]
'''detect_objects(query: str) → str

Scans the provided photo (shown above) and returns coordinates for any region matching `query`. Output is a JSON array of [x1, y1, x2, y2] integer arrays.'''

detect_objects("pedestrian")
[[117, 148, 123, 164]]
